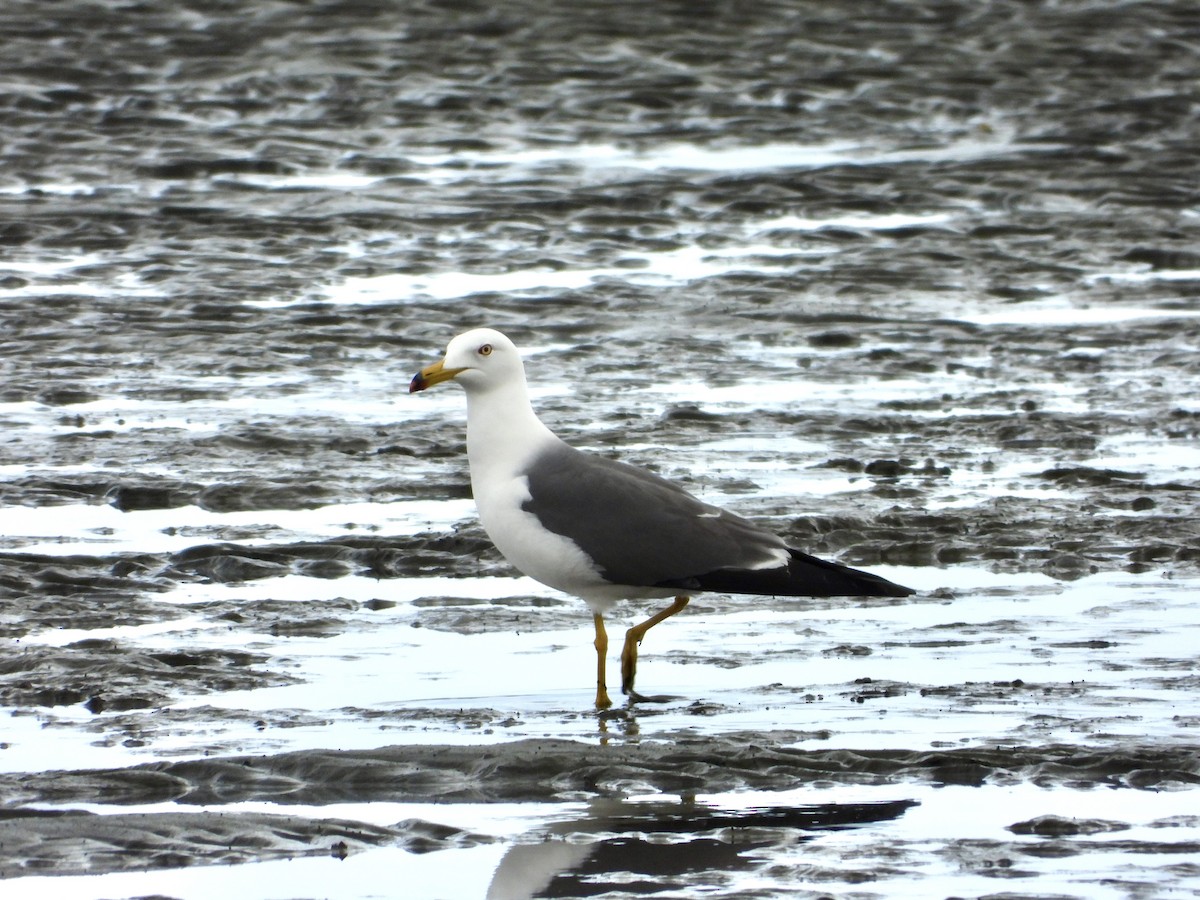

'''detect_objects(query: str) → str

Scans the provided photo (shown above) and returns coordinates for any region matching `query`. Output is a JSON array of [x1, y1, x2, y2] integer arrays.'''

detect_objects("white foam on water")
[[248, 204, 956, 309], [401, 129, 1056, 180], [956, 302, 1200, 327], [0, 497, 474, 556], [1086, 267, 1200, 284]]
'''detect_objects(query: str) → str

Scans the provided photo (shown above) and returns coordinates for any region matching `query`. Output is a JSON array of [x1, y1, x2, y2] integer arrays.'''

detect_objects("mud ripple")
[[0, 808, 490, 879], [2, 737, 1196, 812]]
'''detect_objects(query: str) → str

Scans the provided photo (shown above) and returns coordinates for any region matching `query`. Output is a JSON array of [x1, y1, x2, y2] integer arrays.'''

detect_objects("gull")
[[410, 328, 913, 708]]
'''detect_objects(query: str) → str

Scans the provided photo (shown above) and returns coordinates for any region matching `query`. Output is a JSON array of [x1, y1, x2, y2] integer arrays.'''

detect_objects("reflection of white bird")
[[486, 840, 596, 900], [484, 798, 637, 900], [411, 328, 913, 708]]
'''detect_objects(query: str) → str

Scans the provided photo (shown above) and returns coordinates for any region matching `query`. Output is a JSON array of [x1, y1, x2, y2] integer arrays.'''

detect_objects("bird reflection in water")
[[486, 794, 917, 898]]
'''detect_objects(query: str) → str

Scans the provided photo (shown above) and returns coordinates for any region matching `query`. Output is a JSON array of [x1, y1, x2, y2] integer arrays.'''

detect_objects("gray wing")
[[521, 442, 786, 587]]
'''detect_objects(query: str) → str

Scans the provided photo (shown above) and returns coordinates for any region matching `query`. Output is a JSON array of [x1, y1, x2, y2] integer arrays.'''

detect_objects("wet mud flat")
[[3, 0, 1200, 897], [1, 534, 1198, 898], [1, 737, 1198, 883]]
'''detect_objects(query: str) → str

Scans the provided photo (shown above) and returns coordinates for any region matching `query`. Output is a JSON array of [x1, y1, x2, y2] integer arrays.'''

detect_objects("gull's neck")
[[463, 372, 559, 482]]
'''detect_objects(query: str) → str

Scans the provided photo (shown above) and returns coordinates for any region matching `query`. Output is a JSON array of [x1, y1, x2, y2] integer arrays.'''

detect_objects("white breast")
[[458, 369, 662, 609]]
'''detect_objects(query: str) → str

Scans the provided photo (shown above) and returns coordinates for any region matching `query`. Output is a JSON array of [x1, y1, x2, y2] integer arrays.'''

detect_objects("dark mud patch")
[[0, 552, 179, 602], [0, 585, 184, 640], [0, 641, 291, 711], [0, 808, 490, 878], [3, 737, 1197, 811], [800, 498, 1200, 575]]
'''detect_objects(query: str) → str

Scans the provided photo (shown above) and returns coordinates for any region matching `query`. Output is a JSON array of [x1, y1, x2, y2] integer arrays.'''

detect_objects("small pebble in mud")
[[807, 330, 859, 348]]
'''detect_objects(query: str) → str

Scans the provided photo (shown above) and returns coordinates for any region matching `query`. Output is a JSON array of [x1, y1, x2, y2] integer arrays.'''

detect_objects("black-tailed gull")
[[410, 328, 913, 709]]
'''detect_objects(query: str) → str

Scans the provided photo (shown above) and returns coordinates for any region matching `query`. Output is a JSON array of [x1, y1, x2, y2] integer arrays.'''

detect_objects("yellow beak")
[[409, 358, 467, 393]]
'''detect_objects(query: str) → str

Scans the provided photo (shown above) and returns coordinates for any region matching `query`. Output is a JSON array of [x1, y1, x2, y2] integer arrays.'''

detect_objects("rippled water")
[[2, 1, 1199, 897]]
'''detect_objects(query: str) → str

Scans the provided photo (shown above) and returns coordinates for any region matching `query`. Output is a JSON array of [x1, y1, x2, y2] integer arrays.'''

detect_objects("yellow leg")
[[593, 613, 613, 709], [621, 596, 690, 697]]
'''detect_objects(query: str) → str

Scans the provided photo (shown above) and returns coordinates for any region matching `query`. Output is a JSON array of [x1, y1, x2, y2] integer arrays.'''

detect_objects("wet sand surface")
[[2, 1, 1200, 897]]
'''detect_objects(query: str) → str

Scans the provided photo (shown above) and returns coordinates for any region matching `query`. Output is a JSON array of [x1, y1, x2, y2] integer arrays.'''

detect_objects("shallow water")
[[2, 1, 1200, 897]]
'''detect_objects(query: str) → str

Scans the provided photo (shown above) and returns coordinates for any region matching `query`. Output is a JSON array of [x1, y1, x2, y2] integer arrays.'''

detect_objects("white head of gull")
[[411, 327, 912, 709]]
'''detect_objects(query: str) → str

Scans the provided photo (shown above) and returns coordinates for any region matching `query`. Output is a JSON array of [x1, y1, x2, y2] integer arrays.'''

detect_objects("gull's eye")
[[478, 343, 493, 357]]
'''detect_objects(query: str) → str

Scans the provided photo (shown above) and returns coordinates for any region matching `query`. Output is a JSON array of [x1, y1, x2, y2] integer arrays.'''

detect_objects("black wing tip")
[[871, 579, 917, 598], [654, 549, 917, 599], [787, 547, 915, 598]]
